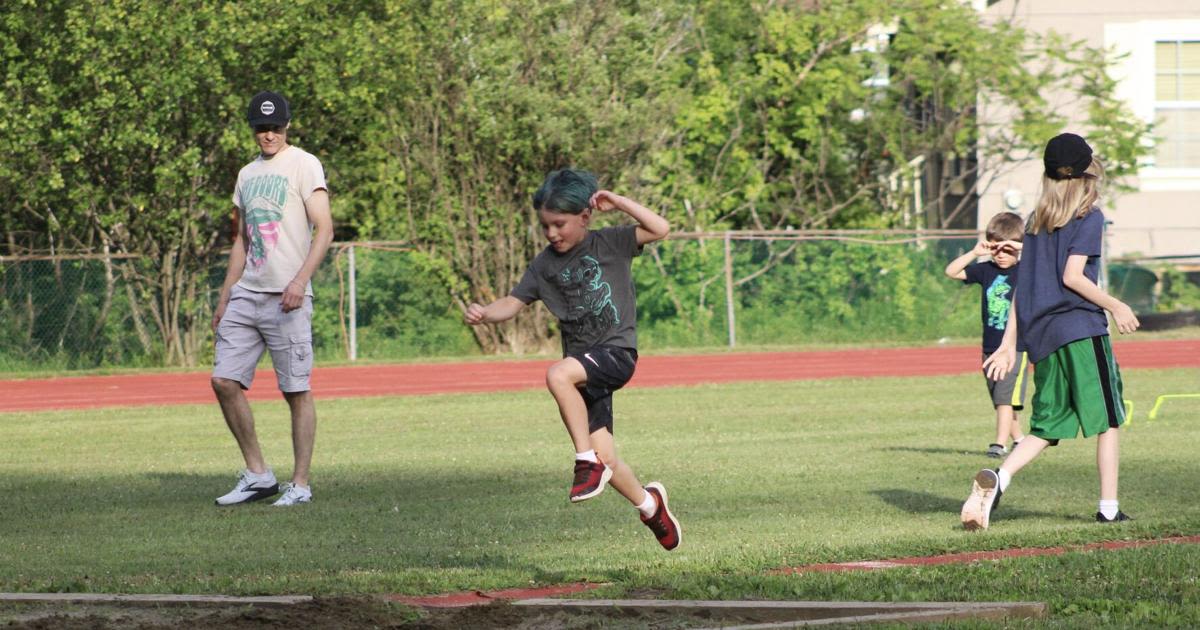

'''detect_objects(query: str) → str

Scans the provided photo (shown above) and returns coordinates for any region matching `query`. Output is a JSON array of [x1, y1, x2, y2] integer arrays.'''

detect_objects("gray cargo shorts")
[[213, 284, 314, 393], [982, 351, 1030, 410]]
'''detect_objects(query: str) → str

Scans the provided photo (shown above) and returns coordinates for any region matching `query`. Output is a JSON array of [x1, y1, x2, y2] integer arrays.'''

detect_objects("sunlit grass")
[[1, 368, 1198, 625]]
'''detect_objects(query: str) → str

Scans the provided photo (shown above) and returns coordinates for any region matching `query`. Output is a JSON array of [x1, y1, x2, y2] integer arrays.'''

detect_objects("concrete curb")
[[387, 583, 602, 608], [0, 593, 311, 607], [513, 599, 1046, 628]]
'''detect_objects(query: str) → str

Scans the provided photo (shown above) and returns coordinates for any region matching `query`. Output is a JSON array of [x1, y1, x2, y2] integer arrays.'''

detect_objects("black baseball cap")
[[247, 91, 291, 127], [1043, 132, 1093, 180]]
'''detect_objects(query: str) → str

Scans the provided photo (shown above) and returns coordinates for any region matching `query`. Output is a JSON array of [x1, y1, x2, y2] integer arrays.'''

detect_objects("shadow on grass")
[[880, 446, 982, 457], [0, 468, 636, 587], [871, 489, 1059, 523]]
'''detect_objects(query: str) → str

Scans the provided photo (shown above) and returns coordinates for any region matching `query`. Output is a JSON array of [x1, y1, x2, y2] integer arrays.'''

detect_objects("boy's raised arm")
[[465, 296, 527, 325], [590, 191, 669, 245], [944, 241, 992, 281]]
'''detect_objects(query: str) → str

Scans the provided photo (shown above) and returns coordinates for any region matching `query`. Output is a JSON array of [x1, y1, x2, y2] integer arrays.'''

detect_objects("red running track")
[[1, 339, 1197, 413], [381, 534, 1200, 608]]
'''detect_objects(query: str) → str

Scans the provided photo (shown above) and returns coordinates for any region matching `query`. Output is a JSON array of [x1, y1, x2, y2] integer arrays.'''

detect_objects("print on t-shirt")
[[558, 255, 618, 346], [986, 274, 1013, 330], [241, 174, 288, 269]]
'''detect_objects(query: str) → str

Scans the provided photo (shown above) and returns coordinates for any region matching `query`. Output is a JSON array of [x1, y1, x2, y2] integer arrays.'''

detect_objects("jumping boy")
[[962, 132, 1139, 530], [944, 212, 1029, 458], [464, 169, 681, 550]]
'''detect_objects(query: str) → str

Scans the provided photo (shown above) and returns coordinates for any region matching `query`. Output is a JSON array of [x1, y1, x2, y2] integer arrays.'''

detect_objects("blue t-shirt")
[[963, 261, 1018, 353], [1015, 209, 1109, 363]]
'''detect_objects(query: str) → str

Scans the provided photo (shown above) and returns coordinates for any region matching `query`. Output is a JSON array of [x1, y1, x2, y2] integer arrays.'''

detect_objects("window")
[[1154, 41, 1200, 168]]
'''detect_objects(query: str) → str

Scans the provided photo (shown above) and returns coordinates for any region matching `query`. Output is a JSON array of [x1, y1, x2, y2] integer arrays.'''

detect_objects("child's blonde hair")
[[1028, 157, 1104, 235]]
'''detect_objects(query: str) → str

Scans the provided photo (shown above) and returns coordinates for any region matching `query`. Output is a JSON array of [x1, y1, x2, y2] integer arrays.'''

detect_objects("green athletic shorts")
[[1029, 335, 1125, 441]]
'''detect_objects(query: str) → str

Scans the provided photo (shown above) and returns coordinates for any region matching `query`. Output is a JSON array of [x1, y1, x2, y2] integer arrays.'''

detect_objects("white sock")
[[997, 468, 1012, 493], [1099, 499, 1119, 520], [636, 492, 658, 518], [248, 468, 273, 481], [576, 449, 598, 463]]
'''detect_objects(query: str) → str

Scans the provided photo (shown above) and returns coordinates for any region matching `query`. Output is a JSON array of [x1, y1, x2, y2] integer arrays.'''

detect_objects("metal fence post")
[[724, 231, 735, 348], [348, 244, 358, 361]]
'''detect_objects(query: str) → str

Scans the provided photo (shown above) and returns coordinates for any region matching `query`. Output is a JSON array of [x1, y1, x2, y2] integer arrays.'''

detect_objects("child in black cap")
[[960, 132, 1140, 530]]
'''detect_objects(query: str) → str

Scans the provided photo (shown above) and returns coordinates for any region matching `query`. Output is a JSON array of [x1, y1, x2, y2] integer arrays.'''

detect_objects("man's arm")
[[281, 189, 334, 312], [590, 191, 669, 245], [213, 209, 247, 332], [464, 296, 527, 325], [1062, 254, 1139, 334]]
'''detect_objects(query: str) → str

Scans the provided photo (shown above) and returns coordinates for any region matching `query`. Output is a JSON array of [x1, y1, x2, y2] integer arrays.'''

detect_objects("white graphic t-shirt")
[[231, 145, 326, 295]]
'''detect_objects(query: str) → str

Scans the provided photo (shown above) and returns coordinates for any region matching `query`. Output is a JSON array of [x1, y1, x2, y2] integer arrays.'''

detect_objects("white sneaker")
[[272, 483, 312, 506], [215, 469, 279, 506], [961, 469, 1001, 530]]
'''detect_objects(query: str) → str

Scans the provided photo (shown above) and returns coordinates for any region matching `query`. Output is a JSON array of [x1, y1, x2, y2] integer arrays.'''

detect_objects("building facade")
[[979, 1, 1199, 261]]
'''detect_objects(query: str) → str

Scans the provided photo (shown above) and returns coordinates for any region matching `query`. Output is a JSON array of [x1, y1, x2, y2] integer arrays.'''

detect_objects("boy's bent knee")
[[546, 360, 585, 388]]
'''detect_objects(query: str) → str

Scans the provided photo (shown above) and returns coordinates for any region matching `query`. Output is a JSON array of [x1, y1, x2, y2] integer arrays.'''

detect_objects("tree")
[[632, 0, 1151, 328], [646, 0, 1150, 234], [0, 0, 380, 365], [328, 0, 693, 353], [1, 0, 1150, 363]]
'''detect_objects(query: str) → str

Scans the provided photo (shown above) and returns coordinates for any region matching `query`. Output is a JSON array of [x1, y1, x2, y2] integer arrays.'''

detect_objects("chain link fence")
[[2, 230, 1195, 373]]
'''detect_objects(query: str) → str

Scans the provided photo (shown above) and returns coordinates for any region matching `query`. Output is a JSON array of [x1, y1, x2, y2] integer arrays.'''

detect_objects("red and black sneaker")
[[640, 482, 681, 551], [570, 459, 612, 502]]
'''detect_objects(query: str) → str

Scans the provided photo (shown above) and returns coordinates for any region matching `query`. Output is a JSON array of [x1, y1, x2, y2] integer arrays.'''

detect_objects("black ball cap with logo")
[[247, 91, 291, 127], [1043, 132, 1093, 180]]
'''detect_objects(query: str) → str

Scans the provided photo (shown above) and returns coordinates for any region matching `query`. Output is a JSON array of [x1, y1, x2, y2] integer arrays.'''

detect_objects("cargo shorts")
[[213, 284, 314, 393]]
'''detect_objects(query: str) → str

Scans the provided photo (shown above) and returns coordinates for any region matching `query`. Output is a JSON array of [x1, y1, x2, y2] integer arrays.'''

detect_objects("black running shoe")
[[1096, 511, 1132, 523]]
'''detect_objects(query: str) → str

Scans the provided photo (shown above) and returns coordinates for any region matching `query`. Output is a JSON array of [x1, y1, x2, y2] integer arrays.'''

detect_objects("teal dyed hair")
[[532, 169, 598, 215]]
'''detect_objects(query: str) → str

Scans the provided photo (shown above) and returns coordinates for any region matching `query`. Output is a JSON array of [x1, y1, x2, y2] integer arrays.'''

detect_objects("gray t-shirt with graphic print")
[[512, 225, 641, 356]]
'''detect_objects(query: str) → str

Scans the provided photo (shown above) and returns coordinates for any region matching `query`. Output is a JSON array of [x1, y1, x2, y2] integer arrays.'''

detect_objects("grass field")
[[2, 368, 1199, 627]]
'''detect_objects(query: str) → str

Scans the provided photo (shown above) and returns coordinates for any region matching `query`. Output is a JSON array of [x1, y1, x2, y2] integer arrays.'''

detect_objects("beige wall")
[[979, 1, 1200, 259]]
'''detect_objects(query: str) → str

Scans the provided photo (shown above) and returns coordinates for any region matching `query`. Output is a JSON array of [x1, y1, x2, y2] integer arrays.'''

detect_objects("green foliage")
[[0, 0, 381, 365], [636, 238, 978, 349], [1156, 267, 1200, 313], [311, 247, 477, 361], [648, 0, 1153, 233], [325, 0, 694, 352], [0, 0, 1154, 364], [0, 259, 166, 370]]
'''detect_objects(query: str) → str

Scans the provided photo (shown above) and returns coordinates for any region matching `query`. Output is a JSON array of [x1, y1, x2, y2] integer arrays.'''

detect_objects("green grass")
[[1, 368, 1198, 627]]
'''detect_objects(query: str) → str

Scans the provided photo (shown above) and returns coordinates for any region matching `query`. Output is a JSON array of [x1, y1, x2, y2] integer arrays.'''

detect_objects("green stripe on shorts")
[[1029, 335, 1124, 440]]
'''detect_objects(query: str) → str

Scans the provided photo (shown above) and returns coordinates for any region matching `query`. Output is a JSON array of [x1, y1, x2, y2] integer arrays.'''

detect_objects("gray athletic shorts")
[[213, 284, 314, 393], [983, 351, 1030, 410]]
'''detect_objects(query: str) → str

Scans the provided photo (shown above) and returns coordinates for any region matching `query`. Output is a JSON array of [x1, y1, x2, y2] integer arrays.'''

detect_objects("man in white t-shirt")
[[211, 91, 334, 507]]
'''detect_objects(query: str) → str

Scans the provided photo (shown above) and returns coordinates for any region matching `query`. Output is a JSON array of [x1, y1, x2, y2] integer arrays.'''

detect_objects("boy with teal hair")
[[465, 169, 681, 550]]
